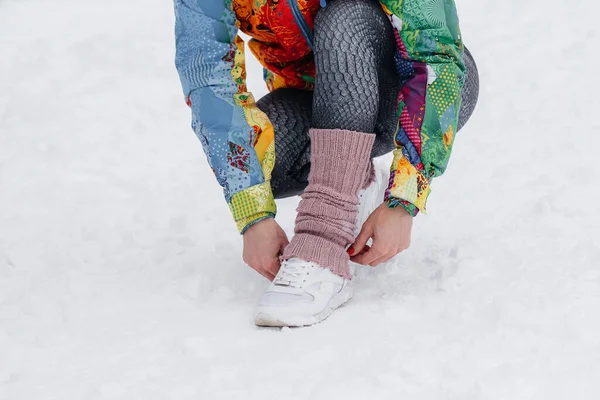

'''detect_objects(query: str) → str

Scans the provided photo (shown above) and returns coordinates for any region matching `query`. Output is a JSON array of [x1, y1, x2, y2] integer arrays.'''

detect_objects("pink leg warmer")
[[282, 128, 375, 278]]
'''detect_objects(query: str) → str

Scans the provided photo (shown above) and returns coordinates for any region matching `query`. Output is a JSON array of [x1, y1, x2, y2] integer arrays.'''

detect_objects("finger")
[[349, 245, 370, 263], [264, 258, 281, 278], [354, 244, 371, 256], [259, 268, 276, 281], [367, 253, 390, 267], [279, 238, 289, 254], [379, 253, 397, 265], [250, 262, 275, 281], [349, 222, 374, 256], [351, 245, 384, 266], [248, 258, 277, 281], [375, 244, 408, 266]]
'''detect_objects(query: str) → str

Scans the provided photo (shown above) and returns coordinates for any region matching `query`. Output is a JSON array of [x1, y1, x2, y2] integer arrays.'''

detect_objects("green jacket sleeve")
[[380, 0, 466, 215]]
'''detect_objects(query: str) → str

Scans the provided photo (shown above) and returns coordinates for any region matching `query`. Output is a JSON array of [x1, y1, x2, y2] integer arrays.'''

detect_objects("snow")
[[1, 0, 599, 398]]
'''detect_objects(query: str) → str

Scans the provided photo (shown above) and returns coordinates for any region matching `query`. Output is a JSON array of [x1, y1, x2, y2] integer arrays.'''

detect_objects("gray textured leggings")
[[257, 0, 479, 199]]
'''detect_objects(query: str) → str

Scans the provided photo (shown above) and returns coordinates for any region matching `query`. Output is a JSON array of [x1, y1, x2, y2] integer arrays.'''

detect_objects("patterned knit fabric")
[[311, 0, 399, 135]]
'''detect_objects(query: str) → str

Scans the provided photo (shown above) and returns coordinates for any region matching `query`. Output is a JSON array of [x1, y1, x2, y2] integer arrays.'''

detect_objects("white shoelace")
[[274, 258, 313, 288]]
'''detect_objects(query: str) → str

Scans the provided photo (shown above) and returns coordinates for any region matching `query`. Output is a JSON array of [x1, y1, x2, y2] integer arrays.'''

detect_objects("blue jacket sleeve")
[[174, 0, 277, 233]]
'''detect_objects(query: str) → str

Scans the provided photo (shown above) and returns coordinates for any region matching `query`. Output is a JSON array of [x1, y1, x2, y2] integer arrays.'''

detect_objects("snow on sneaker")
[[255, 258, 353, 327], [355, 163, 389, 237]]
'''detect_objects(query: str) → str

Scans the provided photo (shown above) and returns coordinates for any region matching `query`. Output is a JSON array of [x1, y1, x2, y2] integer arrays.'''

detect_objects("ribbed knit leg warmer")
[[282, 129, 375, 278]]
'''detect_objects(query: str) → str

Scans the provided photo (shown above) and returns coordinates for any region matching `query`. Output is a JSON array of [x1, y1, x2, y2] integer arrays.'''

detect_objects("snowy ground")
[[1, 0, 599, 398]]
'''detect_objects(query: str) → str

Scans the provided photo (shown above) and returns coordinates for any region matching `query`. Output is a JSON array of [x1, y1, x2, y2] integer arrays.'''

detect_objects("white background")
[[1, 0, 599, 398]]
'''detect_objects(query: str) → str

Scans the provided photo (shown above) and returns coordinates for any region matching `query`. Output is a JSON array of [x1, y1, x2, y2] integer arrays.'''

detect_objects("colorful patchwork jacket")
[[174, 0, 465, 233]]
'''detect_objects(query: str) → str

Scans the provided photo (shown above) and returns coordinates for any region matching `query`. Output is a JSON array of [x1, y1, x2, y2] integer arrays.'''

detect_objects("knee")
[[457, 47, 479, 131], [256, 88, 312, 116], [313, 0, 391, 49]]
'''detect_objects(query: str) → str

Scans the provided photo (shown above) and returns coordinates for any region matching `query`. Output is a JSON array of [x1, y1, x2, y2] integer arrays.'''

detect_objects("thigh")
[[312, 0, 396, 134], [256, 88, 313, 199], [312, 0, 399, 156]]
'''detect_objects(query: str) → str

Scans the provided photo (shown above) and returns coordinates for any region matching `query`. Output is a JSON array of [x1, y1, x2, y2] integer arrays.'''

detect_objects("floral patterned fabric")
[[380, 0, 465, 215], [174, 0, 465, 233]]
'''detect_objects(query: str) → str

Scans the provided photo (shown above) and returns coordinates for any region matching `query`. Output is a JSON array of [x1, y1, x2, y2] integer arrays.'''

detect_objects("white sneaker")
[[355, 164, 389, 236], [255, 258, 353, 327]]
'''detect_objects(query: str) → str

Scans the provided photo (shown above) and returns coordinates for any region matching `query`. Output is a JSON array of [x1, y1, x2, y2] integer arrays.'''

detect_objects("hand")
[[348, 203, 413, 267], [242, 218, 289, 281]]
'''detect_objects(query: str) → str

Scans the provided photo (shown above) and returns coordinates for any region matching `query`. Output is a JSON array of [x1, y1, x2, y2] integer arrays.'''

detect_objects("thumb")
[[278, 236, 289, 258], [349, 221, 373, 256], [279, 234, 289, 250], [277, 223, 290, 247]]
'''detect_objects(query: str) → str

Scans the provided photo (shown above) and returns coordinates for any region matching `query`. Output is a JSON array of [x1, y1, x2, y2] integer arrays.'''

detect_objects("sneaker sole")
[[254, 285, 354, 328]]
